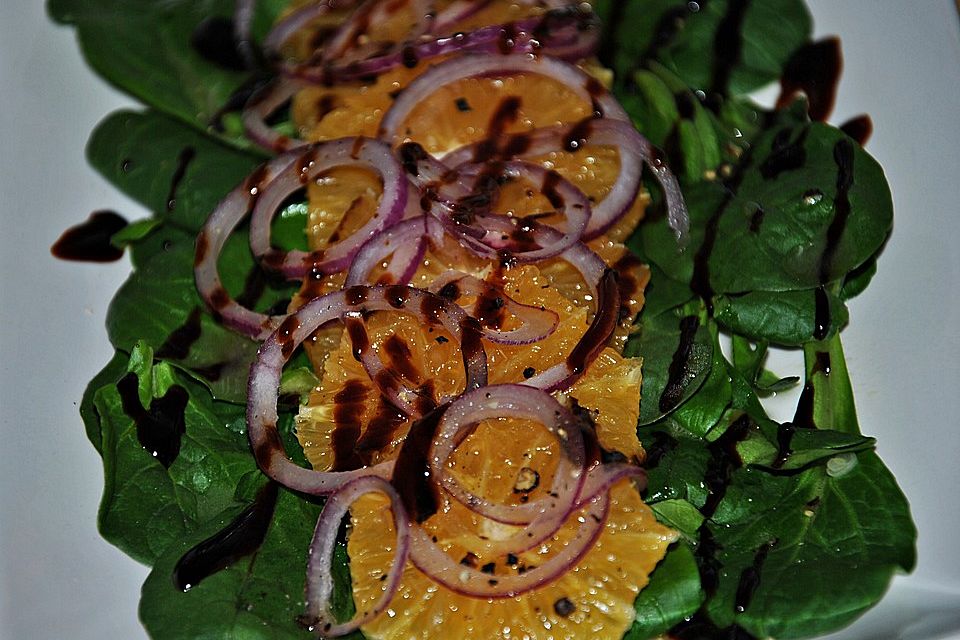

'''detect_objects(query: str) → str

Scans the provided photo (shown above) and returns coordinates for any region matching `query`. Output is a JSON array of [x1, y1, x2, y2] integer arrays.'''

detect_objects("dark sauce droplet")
[[173, 482, 280, 591], [51, 210, 128, 263], [167, 147, 197, 212], [659, 315, 701, 413], [734, 539, 777, 613], [391, 405, 448, 522], [839, 115, 873, 146], [553, 597, 575, 617], [759, 126, 810, 181], [116, 372, 188, 468], [156, 307, 204, 361], [777, 38, 843, 122], [190, 16, 248, 71]]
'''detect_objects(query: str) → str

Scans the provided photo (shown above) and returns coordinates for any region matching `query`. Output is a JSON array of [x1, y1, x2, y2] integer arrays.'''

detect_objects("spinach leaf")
[[105, 225, 295, 403], [627, 543, 704, 638], [94, 344, 257, 563], [139, 488, 321, 640], [595, 0, 811, 97], [87, 109, 261, 232], [49, 0, 256, 145], [704, 453, 915, 638], [80, 350, 128, 452]]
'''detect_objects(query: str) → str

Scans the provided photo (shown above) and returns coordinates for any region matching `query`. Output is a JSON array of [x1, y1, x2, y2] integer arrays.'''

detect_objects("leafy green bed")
[[52, 0, 915, 637]]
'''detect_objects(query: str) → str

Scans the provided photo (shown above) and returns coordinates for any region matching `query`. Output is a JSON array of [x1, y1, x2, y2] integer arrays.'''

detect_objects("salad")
[[50, 0, 916, 638]]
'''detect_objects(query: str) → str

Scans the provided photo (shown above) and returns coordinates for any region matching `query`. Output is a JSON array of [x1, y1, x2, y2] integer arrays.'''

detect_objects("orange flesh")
[[286, 2, 677, 638]]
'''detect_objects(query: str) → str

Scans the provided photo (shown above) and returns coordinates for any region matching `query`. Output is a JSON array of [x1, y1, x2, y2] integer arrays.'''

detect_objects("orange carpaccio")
[[284, 2, 677, 638]]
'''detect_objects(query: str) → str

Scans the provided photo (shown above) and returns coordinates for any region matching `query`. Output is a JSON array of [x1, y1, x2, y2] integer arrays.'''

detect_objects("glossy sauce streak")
[[51, 210, 128, 262], [172, 482, 280, 591], [566, 270, 618, 375], [612, 253, 643, 321], [391, 405, 449, 522], [166, 147, 197, 212], [190, 16, 247, 71], [777, 38, 842, 122], [759, 126, 810, 181], [734, 539, 777, 613], [813, 138, 856, 340], [706, 0, 751, 110], [116, 371, 188, 468], [330, 379, 369, 471], [840, 115, 873, 146], [156, 307, 203, 360], [659, 315, 701, 413]]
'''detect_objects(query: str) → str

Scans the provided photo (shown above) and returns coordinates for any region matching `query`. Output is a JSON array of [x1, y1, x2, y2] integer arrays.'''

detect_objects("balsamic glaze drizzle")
[[116, 371, 188, 468], [172, 482, 280, 591], [777, 38, 843, 122], [166, 147, 197, 212], [659, 315, 701, 413], [51, 210, 128, 263]]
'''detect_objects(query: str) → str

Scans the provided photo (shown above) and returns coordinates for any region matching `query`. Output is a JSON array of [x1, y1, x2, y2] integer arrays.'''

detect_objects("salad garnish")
[[51, 0, 916, 638]]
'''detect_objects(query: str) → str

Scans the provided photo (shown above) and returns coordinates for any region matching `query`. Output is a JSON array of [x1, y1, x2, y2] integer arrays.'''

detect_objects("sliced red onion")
[[345, 216, 429, 287], [378, 53, 629, 144], [428, 0, 493, 34], [248, 287, 488, 477], [322, 0, 433, 65], [289, 9, 597, 83], [432, 160, 590, 261], [249, 137, 408, 279], [304, 475, 409, 636], [442, 119, 641, 239], [522, 267, 619, 392], [262, 1, 358, 55], [407, 490, 608, 598], [430, 384, 586, 526], [428, 270, 559, 345], [233, 0, 258, 68], [242, 78, 305, 153], [194, 153, 296, 340]]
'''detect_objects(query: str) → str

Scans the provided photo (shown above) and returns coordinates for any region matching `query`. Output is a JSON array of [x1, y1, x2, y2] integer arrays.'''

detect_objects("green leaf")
[[49, 0, 255, 145], [140, 488, 321, 640], [651, 500, 705, 539], [80, 351, 129, 452], [596, 0, 811, 96], [106, 225, 294, 403], [704, 453, 916, 638], [627, 543, 704, 638], [94, 355, 256, 563], [631, 308, 713, 426], [87, 109, 261, 232], [713, 287, 849, 346]]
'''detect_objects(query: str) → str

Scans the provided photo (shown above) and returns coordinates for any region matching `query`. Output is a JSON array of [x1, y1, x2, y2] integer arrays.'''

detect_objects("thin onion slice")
[[429, 270, 559, 345], [304, 475, 410, 637], [242, 79, 305, 153], [429, 384, 586, 526], [345, 216, 430, 287], [407, 490, 608, 598], [248, 287, 488, 480], [194, 154, 296, 340], [378, 53, 629, 144], [249, 137, 408, 279]]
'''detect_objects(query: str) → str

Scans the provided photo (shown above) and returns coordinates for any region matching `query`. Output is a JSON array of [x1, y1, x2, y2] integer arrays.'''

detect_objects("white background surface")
[[2, 1, 959, 638]]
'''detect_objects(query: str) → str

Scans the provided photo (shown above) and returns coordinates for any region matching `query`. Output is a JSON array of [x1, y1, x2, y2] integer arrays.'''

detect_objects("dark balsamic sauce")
[[759, 127, 810, 181], [565, 270, 618, 376], [777, 38, 843, 122], [166, 147, 197, 212], [330, 379, 369, 471], [642, 430, 679, 470], [51, 210, 128, 262], [840, 115, 873, 146], [391, 405, 448, 522], [172, 482, 280, 591], [156, 307, 203, 360], [116, 372, 188, 468], [705, 0, 751, 111], [659, 315, 701, 413], [734, 539, 776, 613], [190, 16, 248, 72], [612, 252, 643, 321], [668, 611, 758, 640]]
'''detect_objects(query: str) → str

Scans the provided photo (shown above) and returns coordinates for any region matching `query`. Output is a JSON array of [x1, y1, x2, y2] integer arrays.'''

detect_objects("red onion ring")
[[287, 8, 598, 83], [428, 270, 559, 345], [248, 137, 408, 279], [407, 490, 608, 598], [194, 153, 296, 340], [242, 78, 305, 153], [344, 216, 430, 287], [304, 475, 410, 636], [378, 53, 629, 144], [248, 287, 488, 469], [439, 160, 591, 261], [429, 384, 586, 526]]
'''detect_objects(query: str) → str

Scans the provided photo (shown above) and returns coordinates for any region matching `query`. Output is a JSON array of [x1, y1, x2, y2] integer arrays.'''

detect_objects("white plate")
[[2, 1, 959, 638]]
